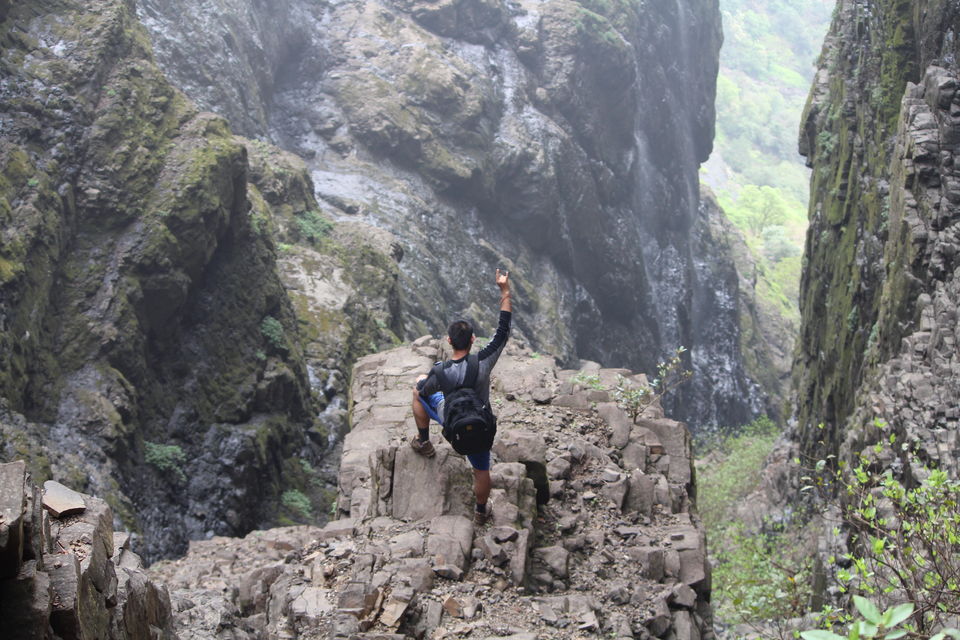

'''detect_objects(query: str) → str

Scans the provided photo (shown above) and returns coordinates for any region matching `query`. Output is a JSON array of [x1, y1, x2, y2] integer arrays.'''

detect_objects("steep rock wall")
[[0, 0, 398, 560], [793, 0, 960, 468], [135, 0, 767, 428]]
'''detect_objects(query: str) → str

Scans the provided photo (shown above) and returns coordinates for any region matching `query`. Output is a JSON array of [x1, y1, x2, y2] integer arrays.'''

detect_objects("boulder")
[[390, 445, 473, 521], [0, 461, 27, 579], [426, 515, 474, 571], [42, 481, 87, 518]]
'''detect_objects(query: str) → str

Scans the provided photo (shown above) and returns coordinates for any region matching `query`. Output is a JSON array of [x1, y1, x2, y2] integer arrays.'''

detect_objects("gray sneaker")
[[410, 438, 436, 458]]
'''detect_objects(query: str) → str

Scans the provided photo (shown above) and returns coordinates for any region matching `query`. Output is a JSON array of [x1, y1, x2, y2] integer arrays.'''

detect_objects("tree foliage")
[[802, 419, 960, 638]]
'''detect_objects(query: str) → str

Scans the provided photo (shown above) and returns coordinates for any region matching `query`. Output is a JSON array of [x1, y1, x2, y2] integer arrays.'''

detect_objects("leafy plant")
[[260, 315, 287, 353], [803, 597, 960, 640], [281, 489, 313, 520], [294, 209, 333, 245], [144, 441, 186, 483], [571, 372, 604, 391], [803, 419, 960, 636], [612, 347, 692, 421]]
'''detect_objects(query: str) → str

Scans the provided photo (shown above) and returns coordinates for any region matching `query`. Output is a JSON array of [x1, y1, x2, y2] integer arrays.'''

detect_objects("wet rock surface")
[[151, 342, 713, 638], [0, 461, 175, 640], [133, 0, 770, 429]]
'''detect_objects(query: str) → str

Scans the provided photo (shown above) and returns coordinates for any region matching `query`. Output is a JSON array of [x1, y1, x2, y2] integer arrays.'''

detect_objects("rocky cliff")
[[150, 341, 712, 639], [792, 0, 960, 473], [0, 461, 175, 639], [0, 0, 404, 560], [133, 0, 770, 428]]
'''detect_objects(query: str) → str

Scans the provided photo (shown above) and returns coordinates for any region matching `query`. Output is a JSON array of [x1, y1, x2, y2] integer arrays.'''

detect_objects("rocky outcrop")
[[742, 0, 960, 608], [133, 0, 771, 429], [0, 461, 175, 639], [792, 0, 960, 463], [0, 0, 405, 560], [152, 341, 713, 639]]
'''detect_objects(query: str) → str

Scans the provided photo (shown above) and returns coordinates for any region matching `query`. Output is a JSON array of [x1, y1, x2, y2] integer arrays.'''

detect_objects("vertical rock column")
[[0, 461, 176, 640]]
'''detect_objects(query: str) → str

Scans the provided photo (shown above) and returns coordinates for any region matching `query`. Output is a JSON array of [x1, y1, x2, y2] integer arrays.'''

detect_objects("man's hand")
[[496, 268, 510, 292], [496, 268, 511, 312]]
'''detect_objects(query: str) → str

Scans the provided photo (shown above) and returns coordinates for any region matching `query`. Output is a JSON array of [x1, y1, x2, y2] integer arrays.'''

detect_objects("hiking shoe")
[[474, 508, 491, 526], [410, 438, 436, 458]]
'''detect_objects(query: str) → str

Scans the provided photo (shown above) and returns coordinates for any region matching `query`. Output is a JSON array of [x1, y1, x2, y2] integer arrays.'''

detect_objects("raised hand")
[[496, 268, 510, 292]]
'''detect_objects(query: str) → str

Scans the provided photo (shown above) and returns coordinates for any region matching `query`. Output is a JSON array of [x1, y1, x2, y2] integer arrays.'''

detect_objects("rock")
[[337, 582, 379, 618], [388, 530, 425, 558], [645, 596, 672, 637], [626, 546, 665, 581], [547, 456, 573, 480], [493, 430, 547, 466], [391, 446, 474, 521], [533, 546, 569, 579], [0, 461, 27, 579], [673, 609, 701, 640], [290, 586, 335, 621], [624, 470, 656, 515], [601, 478, 628, 509], [433, 564, 464, 580], [598, 403, 633, 448], [426, 515, 473, 570], [490, 526, 519, 543], [0, 560, 52, 640], [320, 518, 357, 540], [379, 586, 413, 627], [670, 583, 698, 608], [42, 481, 87, 518]]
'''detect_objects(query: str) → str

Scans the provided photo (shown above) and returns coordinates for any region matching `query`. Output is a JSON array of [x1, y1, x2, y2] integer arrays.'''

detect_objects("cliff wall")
[[0, 0, 404, 560], [134, 0, 770, 428], [793, 0, 960, 472]]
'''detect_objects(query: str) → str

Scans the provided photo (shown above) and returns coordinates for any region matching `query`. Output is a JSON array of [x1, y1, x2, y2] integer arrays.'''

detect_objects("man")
[[410, 268, 512, 525]]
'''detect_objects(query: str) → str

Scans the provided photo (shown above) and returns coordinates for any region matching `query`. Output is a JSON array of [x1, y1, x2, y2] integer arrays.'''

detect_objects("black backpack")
[[434, 354, 497, 455]]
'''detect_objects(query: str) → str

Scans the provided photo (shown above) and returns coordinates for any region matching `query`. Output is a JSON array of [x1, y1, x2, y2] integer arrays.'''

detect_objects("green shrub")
[[144, 441, 186, 483], [260, 316, 286, 352], [804, 420, 960, 635], [281, 489, 313, 520], [696, 417, 811, 624], [294, 209, 333, 245]]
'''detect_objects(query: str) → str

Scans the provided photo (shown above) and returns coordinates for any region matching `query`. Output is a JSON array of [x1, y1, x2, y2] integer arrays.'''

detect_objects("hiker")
[[410, 268, 512, 525]]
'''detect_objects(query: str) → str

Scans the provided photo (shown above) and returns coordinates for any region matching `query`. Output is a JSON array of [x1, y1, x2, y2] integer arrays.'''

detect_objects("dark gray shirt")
[[418, 311, 512, 406]]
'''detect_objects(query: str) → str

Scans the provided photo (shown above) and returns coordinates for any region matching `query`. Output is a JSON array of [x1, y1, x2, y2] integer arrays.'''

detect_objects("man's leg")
[[411, 375, 437, 457], [467, 451, 492, 524]]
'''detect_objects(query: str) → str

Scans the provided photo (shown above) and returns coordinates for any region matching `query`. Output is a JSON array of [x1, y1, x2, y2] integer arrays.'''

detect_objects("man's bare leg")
[[474, 468, 490, 511], [410, 376, 436, 457]]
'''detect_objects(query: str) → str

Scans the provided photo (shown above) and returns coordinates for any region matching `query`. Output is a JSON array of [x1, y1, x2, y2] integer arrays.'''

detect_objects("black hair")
[[447, 320, 474, 350]]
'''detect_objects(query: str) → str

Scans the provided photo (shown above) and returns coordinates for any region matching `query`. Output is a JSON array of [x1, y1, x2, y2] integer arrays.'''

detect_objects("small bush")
[[281, 489, 313, 520], [260, 316, 286, 352], [144, 441, 186, 483], [294, 210, 333, 245]]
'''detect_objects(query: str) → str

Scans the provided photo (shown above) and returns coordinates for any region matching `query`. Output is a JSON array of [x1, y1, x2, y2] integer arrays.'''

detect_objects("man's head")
[[447, 320, 474, 351]]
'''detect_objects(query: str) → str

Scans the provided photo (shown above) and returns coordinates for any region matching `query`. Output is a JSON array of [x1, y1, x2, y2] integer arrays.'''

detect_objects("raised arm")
[[496, 268, 511, 313]]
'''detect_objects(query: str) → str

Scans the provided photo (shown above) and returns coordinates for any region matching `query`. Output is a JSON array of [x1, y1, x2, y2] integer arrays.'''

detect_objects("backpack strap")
[[435, 355, 480, 394], [463, 354, 480, 390]]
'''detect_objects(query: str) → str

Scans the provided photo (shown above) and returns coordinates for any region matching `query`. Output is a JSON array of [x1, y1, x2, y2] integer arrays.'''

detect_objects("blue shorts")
[[419, 392, 491, 471]]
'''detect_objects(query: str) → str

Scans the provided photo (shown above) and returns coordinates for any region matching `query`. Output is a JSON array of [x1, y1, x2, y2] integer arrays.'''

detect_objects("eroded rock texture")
[[134, 0, 768, 428], [792, 0, 960, 471], [0, 461, 175, 640], [0, 0, 406, 560], [150, 342, 712, 639]]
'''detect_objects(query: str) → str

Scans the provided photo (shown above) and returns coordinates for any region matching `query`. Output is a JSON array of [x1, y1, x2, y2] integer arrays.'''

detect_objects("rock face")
[[150, 342, 713, 639], [791, 0, 960, 471], [0, 0, 405, 560], [0, 461, 175, 640], [133, 0, 769, 428]]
